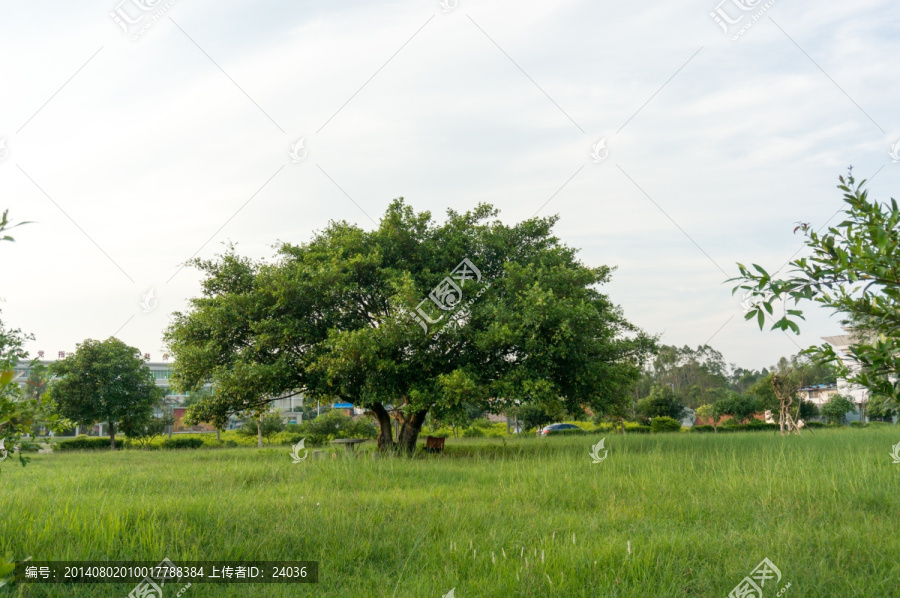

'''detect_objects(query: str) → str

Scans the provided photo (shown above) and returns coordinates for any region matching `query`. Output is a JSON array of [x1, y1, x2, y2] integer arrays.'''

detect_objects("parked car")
[[536, 423, 582, 437]]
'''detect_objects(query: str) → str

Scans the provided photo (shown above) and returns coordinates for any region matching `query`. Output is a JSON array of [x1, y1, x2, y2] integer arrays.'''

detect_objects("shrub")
[[715, 392, 761, 424], [849, 421, 867, 428], [237, 411, 286, 443], [55, 436, 123, 451], [636, 386, 687, 421], [799, 400, 820, 420], [650, 417, 682, 433], [284, 423, 302, 434], [422, 427, 452, 438], [562, 421, 595, 431], [462, 427, 485, 438], [484, 423, 510, 438], [740, 421, 778, 431], [804, 421, 826, 429], [588, 423, 614, 434], [690, 424, 715, 433], [822, 395, 856, 425], [623, 423, 651, 434], [742, 419, 777, 430], [160, 437, 204, 449], [17, 441, 42, 452], [543, 427, 586, 437], [294, 410, 377, 447], [223, 440, 238, 447]]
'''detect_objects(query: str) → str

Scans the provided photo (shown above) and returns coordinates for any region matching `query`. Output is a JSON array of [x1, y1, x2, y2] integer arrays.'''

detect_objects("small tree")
[[259, 411, 285, 444], [821, 395, 856, 425], [798, 399, 820, 420], [770, 373, 801, 435], [519, 403, 564, 434], [636, 385, 687, 422], [715, 391, 760, 425], [695, 403, 722, 432], [122, 411, 174, 448], [48, 338, 161, 449], [238, 409, 285, 446]]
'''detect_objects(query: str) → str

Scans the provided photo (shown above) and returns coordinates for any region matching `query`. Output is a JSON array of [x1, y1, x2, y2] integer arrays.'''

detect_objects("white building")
[[821, 329, 869, 423]]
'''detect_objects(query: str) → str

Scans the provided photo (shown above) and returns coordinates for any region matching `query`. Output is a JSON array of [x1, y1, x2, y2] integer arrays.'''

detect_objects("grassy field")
[[1, 427, 899, 597]]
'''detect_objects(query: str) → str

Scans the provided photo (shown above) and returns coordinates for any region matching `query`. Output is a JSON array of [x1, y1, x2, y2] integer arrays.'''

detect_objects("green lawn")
[[1, 427, 899, 597]]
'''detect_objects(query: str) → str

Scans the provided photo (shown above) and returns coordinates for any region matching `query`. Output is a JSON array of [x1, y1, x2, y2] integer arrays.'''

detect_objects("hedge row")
[[55, 436, 205, 451]]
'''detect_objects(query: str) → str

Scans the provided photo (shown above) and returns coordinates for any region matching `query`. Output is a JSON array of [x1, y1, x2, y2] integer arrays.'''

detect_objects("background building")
[[12, 356, 308, 434], [822, 329, 869, 423]]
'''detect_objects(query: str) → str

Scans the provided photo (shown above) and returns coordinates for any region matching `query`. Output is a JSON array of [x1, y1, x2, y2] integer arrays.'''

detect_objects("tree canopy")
[[48, 337, 162, 449], [732, 170, 900, 408], [164, 200, 655, 452]]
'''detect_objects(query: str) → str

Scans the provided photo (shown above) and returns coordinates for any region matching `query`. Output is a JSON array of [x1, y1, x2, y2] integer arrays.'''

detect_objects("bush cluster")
[[691, 421, 780, 433], [292, 410, 377, 447], [623, 423, 651, 434], [650, 417, 682, 433], [55, 436, 123, 451], [423, 420, 509, 439], [55, 435, 208, 451], [160, 437, 204, 449]]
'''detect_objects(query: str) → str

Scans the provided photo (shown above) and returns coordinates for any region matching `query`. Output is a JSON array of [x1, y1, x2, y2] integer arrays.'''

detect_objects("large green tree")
[[165, 200, 654, 453], [48, 338, 162, 449], [733, 171, 900, 408]]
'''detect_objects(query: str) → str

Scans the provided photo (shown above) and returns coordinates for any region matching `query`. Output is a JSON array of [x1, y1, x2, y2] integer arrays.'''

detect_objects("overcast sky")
[[1, 0, 898, 370]]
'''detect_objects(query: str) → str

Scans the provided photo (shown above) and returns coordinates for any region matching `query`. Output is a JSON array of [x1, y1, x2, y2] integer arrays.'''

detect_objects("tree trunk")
[[257, 419, 263, 448], [397, 410, 428, 454], [109, 422, 116, 450], [370, 403, 396, 451], [216, 428, 221, 442]]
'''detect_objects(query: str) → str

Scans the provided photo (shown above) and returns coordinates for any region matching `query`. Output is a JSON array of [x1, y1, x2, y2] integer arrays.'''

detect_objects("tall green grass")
[[1, 427, 898, 597]]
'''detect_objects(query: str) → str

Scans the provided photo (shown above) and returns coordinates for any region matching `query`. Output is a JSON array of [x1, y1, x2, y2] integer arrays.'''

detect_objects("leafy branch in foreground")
[[730, 169, 900, 407]]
